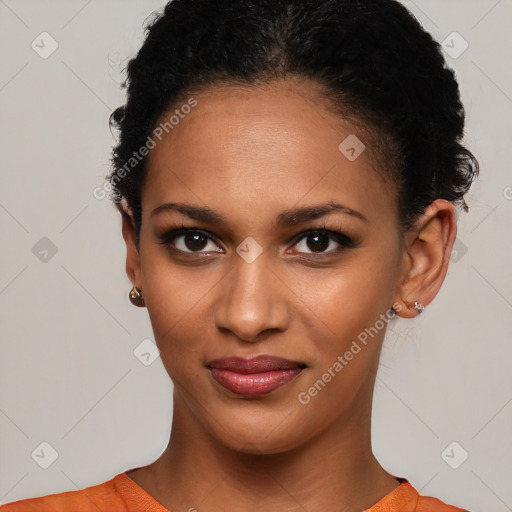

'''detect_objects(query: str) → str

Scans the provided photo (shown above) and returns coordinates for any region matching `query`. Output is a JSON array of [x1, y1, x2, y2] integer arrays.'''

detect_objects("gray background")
[[0, 1, 511, 511]]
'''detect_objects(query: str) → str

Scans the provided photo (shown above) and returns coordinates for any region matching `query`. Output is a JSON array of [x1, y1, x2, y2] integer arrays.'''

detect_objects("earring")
[[413, 301, 425, 314], [129, 286, 146, 307]]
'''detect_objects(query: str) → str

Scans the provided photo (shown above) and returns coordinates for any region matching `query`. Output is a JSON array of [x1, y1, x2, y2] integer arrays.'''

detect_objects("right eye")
[[158, 228, 223, 254]]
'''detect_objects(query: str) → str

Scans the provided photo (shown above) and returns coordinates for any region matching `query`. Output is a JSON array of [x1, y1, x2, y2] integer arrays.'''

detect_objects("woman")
[[1, 0, 478, 510]]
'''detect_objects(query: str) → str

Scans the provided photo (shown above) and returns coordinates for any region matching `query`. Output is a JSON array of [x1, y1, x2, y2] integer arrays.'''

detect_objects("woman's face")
[[130, 79, 407, 454]]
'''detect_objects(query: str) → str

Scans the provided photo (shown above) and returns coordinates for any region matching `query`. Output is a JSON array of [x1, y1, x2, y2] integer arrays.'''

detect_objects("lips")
[[207, 355, 306, 397]]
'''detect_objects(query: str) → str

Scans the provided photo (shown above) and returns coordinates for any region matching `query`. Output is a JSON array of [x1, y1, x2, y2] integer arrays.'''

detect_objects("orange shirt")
[[1, 472, 469, 512]]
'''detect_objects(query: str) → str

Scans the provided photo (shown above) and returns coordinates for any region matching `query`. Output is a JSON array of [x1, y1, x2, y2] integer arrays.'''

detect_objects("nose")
[[213, 251, 290, 343]]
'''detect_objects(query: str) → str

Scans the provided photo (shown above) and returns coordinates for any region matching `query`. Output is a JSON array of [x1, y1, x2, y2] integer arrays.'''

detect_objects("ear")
[[393, 199, 457, 318], [121, 210, 143, 289]]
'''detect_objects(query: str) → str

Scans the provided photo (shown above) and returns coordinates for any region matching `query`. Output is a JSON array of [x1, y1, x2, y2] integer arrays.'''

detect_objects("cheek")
[[139, 248, 218, 371], [292, 252, 398, 340], [291, 269, 394, 420], [296, 277, 390, 390]]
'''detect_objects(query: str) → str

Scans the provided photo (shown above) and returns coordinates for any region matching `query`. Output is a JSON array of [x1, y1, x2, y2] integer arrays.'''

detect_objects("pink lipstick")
[[207, 355, 305, 397]]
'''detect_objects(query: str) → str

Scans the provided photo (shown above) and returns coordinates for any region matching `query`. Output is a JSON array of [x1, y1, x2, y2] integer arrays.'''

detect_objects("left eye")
[[291, 230, 349, 255]]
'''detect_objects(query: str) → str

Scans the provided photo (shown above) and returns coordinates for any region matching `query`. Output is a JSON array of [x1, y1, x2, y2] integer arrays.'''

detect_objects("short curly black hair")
[[108, 0, 479, 239]]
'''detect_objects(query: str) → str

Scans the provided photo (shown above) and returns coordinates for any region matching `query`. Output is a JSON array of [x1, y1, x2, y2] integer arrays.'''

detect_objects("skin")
[[121, 77, 457, 512]]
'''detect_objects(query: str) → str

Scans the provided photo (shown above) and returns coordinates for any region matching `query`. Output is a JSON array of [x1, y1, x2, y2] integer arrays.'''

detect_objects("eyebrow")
[[150, 201, 367, 226]]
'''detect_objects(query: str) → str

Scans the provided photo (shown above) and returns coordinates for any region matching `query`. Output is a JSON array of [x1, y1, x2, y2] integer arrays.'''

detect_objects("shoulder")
[[0, 474, 124, 512], [405, 481, 472, 512], [416, 494, 471, 512], [369, 479, 471, 511]]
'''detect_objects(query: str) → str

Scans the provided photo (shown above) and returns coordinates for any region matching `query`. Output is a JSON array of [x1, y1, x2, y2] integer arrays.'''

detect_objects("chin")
[[217, 429, 302, 456], [205, 405, 313, 456]]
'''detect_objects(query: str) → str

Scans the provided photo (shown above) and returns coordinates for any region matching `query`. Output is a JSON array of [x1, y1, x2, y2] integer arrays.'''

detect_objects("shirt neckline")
[[115, 471, 171, 511], [118, 471, 417, 512]]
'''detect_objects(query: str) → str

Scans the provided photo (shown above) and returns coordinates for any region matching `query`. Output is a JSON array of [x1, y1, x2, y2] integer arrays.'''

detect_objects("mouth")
[[206, 355, 306, 398]]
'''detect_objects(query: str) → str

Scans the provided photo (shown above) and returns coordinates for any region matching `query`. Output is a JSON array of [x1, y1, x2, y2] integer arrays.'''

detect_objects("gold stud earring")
[[129, 286, 146, 307]]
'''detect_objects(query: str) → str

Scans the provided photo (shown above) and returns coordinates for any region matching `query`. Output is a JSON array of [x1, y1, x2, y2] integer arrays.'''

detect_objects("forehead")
[[142, 79, 396, 227]]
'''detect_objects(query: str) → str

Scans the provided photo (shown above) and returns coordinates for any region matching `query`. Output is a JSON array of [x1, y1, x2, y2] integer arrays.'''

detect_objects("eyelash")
[[157, 223, 358, 258]]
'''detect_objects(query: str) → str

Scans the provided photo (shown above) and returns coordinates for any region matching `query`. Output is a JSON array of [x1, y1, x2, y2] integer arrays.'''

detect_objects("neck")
[[136, 381, 399, 512]]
